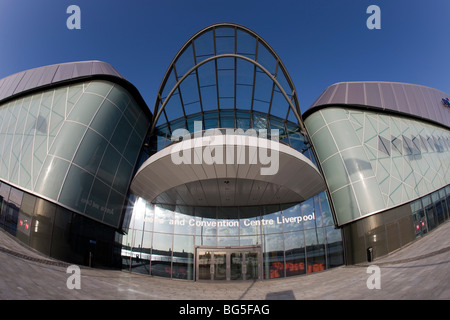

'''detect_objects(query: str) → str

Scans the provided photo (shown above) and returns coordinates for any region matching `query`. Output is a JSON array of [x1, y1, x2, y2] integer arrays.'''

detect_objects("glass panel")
[[172, 235, 194, 280], [305, 228, 326, 273], [85, 178, 110, 221], [230, 252, 243, 280], [263, 233, 284, 279], [90, 99, 122, 141], [175, 44, 195, 78], [110, 115, 132, 154], [67, 93, 104, 125], [236, 29, 256, 59], [213, 251, 227, 280], [151, 232, 172, 278], [123, 130, 142, 164], [325, 226, 344, 268], [261, 204, 283, 234], [256, 41, 277, 75], [322, 154, 350, 193], [112, 159, 133, 195], [215, 32, 235, 55], [96, 144, 120, 186], [252, 69, 272, 113], [73, 129, 107, 175], [49, 121, 86, 162], [58, 165, 94, 213], [85, 81, 113, 96], [284, 231, 306, 277], [244, 252, 259, 280], [34, 156, 69, 200], [106, 85, 130, 112], [198, 251, 212, 280], [194, 30, 214, 63], [281, 203, 303, 232]]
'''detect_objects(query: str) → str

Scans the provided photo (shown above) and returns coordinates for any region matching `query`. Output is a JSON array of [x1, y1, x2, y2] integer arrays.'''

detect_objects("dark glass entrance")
[[196, 246, 262, 281]]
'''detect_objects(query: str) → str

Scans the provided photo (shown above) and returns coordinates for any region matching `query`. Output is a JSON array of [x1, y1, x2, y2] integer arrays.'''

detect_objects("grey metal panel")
[[307, 81, 450, 128], [332, 83, 346, 103], [365, 82, 382, 108], [393, 84, 410, 114], [14, 67, 34, 94], [0, 61, 125, 104], [3, 72, 23, 99], [73, 61, 93, 78], [408, 84, 427, 120], [37, 64, 59, 87], [22, 68, 45, 92], [0, 77, 7, 100], [379, 82, 396, 109], [52, 63, 75, 83], [347, 82, 365, 106], [312, 85, 336, 106], [418, 86, 434, 122]]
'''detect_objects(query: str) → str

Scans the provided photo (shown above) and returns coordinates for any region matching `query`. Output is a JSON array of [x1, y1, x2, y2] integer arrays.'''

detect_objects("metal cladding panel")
[[347, 82, 365, 105], [379, 82, 396, 109], [0, 61, 124, 103], [307, 81, 450, 128], [365, 82, 382, 108]]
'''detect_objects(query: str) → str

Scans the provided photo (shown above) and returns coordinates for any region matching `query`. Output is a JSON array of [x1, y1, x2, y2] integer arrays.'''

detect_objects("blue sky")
[[0, 0, 449, 114]]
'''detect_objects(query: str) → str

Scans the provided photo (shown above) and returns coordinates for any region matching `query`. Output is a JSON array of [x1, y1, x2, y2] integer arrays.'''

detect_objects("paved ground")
[[0, 220, 449, 300]]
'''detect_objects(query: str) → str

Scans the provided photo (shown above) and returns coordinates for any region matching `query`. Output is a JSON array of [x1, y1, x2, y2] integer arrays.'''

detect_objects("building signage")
[[154, 212, 316, 228], [442, 98, 450, 107]]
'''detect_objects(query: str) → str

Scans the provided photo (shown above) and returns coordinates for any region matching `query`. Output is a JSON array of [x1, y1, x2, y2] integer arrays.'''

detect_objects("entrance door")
[[196, 246, 262, 281]]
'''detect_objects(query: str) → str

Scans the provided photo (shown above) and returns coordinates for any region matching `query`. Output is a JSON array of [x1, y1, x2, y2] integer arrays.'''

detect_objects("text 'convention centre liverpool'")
[[0, 23, 448, 281]]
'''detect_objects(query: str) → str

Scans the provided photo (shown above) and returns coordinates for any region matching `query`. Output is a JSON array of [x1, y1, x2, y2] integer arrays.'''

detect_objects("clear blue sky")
[[0, 0, 449, 114]]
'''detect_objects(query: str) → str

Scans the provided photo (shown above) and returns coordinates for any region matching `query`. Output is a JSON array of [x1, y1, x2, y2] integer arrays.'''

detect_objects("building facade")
[[0, 23, 448, 281], [0, 61, 151, 267], [303, 82, 450, 263]]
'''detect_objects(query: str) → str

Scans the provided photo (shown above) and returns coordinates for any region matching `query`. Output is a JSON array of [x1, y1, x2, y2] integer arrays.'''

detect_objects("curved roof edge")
[[303, 81, 450, 129], [0, 60, 151, 119]]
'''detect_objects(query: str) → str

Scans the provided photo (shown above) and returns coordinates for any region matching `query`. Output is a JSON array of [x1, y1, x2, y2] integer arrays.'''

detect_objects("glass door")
[[196, 246, 262, 281], [198, 251, 213, 280], [213, 251, 227, 280]]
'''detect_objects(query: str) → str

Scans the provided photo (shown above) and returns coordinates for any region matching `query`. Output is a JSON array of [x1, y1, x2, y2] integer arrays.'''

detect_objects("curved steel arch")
[[151, 53, 301, 133], [151, 23, 303, 133]]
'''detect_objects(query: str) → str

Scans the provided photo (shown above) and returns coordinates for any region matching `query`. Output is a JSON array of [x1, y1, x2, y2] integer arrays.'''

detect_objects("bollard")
[[367, 247, 374, 262]]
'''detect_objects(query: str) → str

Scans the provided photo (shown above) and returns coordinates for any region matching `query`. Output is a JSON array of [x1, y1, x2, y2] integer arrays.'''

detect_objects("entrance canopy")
[[130, 132, 325, 206]]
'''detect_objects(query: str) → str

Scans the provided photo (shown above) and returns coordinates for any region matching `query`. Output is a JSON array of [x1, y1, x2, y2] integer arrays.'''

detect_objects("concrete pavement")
[[0, 220, 449, 300]]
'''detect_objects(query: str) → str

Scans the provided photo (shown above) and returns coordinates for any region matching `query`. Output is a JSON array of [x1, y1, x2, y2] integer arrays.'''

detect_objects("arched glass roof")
[[151, 23, 303, 134]]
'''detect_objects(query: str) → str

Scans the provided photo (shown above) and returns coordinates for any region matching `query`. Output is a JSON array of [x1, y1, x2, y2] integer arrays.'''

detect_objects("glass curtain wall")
[[0, 180, 121, 267], [121, 191, 344, 280], [411, 185, 450, 238]]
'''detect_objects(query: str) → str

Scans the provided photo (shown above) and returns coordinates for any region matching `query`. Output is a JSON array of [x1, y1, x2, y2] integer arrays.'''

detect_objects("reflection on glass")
[[305, 229, 325, 273], [198, 251, 212, 280], [173, 235, 194, 280], [151, 232, 172, 278], [263, 233, 284, 279], [245, 252, 259, 280], [230, 252, 243, 280], [213, 252, 227, 280], [122, 188, 346, 280], [284, 231, 305, 277]]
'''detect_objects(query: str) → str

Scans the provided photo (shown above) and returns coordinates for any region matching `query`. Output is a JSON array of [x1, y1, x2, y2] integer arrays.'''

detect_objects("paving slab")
[[0, 220, 449, 300]]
